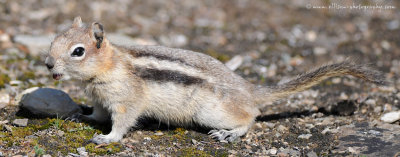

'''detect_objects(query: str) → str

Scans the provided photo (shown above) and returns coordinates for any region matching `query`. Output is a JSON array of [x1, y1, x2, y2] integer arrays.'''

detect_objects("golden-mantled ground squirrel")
[[45, 17, 386, 144]]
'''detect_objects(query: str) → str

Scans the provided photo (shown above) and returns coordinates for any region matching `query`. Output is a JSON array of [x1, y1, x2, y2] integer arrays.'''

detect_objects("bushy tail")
[[254, 60, 387, 107]]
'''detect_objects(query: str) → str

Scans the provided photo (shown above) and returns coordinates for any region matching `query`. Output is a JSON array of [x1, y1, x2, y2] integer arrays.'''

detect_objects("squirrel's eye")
[[71, 47, 85, 57]]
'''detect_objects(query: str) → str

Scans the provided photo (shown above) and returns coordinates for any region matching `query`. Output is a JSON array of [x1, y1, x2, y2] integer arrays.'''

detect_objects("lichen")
[[0, 74, 11, 88]]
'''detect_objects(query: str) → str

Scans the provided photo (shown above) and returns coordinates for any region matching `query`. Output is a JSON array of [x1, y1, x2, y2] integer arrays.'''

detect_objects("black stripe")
[[133, 51, 194, 67], [132, 67, 204, 85]]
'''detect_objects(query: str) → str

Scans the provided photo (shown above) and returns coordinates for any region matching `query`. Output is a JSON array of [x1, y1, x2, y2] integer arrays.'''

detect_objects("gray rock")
[[77, 147, 88, 156], [280, 148, 301, 157], [298, 134, 312, 139], [307, 151, 318, 157], [12, 118, 28, 127], [380, 111, 400, 123], [225, 55, 243, 71], [13, 34, 54, 56], [18, 87, 82, 118]]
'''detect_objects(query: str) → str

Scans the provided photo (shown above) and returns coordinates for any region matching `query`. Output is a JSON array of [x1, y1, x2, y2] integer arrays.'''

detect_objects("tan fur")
[[45, 17, 386, 144]]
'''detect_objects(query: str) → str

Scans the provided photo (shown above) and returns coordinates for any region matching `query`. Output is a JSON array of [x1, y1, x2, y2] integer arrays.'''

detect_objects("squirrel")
[[45, 17, 387, 144]]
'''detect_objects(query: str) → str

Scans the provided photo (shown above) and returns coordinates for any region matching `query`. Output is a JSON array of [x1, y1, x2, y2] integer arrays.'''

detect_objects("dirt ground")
[[0, 0, 400, 156]]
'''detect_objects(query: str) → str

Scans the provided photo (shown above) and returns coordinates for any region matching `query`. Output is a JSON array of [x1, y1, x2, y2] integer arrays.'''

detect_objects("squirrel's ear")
[[90, 22, 104, 49], [72, 16, 83, 28]]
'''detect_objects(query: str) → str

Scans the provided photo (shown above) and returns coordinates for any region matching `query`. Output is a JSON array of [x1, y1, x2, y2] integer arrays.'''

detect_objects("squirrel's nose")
[[45, 56, 55, 69]]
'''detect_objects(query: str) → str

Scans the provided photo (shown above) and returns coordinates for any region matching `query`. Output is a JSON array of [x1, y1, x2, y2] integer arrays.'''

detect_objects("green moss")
[[19, 71, 36, 82], [180, 147, 211, 157], [205, 49, 230, 62], [85, 142, 123, 155], [0, 74, 10, 88]]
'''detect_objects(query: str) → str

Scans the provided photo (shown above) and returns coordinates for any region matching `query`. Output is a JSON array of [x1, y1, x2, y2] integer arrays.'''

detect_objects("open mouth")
[[52, 73, 63, 80]]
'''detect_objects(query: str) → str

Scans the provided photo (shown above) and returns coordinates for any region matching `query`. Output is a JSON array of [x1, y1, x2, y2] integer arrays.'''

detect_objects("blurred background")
[[0, 0, 400, 156], [1, 0, 399, 87]]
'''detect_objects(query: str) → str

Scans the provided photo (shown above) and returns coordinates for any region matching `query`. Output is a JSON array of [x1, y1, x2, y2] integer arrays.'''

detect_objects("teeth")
[[52, 74, 63, 80]]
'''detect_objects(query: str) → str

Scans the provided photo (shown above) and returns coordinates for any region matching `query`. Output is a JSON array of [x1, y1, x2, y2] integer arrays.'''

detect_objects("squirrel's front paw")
[[66, 113, 84, 122], [90, 134, 120, 144]]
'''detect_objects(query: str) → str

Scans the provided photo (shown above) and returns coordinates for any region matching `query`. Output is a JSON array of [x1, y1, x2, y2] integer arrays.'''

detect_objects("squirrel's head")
[[46, 16, 114, 81]]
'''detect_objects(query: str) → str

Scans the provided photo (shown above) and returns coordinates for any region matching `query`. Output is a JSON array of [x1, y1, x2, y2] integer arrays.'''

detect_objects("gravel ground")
[[1, 0, 400, 156]]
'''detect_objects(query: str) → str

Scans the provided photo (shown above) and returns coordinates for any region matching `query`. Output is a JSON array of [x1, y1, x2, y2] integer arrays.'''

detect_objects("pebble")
[[0, 120, 9, 125], [387, 20, 400, 30], [264, 122, 275, 128], [305, 31, 317, 42], [225, 55, 243, 71], [380, 111, 400, 123], [3, 125, 12, 132], [268, 148, 277, 155], [277, 125, 288, 132], [253, 123, 263, 130], [364, 99, 376, 106], [144, 137, 152, 141], [307, 151, 318, 157], [384, 104, 392, 112], [26, 135, 38, 139], [42, 154, 52, 157], [298, 134, 312, 139], [191, 139, 198, 145], [57, 130, 65, 136], [0, 92, 9, 109], [313, 47, 327, 56], [13, 34, 54, 56], [374, 106, 382, 113], [12, 118, 28, 127], [154, 132, 163, 136], [77, 147, 88, 156]]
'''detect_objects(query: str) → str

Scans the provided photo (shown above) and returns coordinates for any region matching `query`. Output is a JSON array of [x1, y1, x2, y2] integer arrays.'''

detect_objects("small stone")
[[305, 31, 317, 42], [321, 127, 330, 134], [12, 118, 28, 127], [381, 40, 391, 50], [0, 120, 9, 125], [57, 130, 65, 136], [228, 150, 237, 154], [387, 20, 400, 30], [307, 151, 318, 157], [380, 111, 400, 123], [225, 55, 243, 71], [154, 132, 163, 136], [26, 135, 38, 139], [305, 124, 314, 128], [368, 130, 381, 136], [348, 147, 358, 154], [42, 154, 52, 157], [264, 122, 275, 128], [144, 137, 151, 141], [191, 139, 198, 145], [374, 106, 382, 113], [268, 148, 277, 155], [339, 92, 349, 100], [384, 104, 392, 112], [364, 99, 376, 106], [277, 125, 288, 132], [220, 140, 228, 143], [298, 134, 312, 139], [3, 125, 12, 132], [0, 92, 9, 109], [253, 123, 263, 130], [77, 147, 88, 156], [313, 47, 327, 56], [332, 78, 341, 84], [14, 34, 54, 56]]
